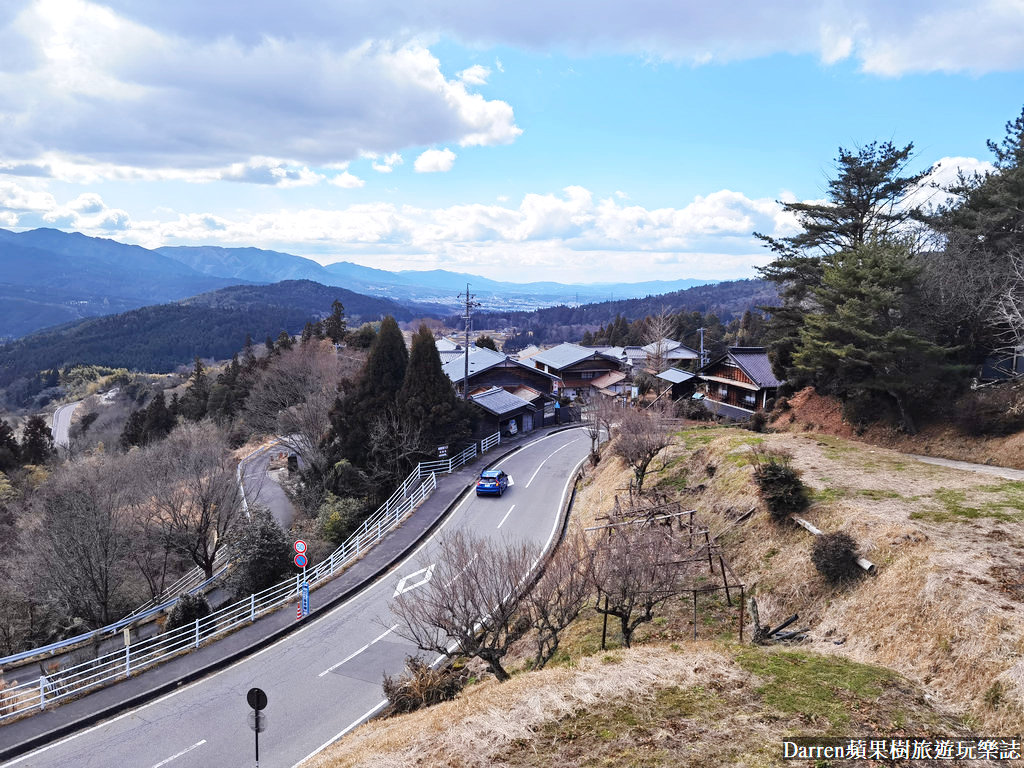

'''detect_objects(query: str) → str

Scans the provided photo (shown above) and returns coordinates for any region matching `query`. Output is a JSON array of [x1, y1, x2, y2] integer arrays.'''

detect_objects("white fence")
[[0, 431, 500, 723]]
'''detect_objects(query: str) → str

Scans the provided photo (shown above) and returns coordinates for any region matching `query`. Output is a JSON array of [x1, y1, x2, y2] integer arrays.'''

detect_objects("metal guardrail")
[[0, 430, 501, 722]]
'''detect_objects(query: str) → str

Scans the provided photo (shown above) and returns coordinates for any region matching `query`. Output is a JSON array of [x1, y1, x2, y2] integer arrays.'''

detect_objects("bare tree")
[[590, 522, 689, 648], [582, 395, 616, 463], [993, 249, 1024, 363], [367, 406, 427, 489], [522, 525, 593, 668], [611, 404, 671, 494], [244, 340, 350, 478], [644, 307, 676, 374], [149, 422, 244, 579], [390, 530, 536, 682], [38, 454, 144, 626]]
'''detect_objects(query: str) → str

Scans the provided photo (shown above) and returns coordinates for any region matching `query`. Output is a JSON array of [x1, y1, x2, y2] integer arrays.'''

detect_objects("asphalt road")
[[5, 428, 590, 768], [50, 401, 80, 449], [239, 441, 299, 529]]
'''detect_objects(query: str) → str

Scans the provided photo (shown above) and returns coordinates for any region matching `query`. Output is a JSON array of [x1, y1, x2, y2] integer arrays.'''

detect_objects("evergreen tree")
[[401, 325, 472, 455], [0, 418, 20, 471], [179, 357, 210, 421], [328, 316, 408, 467], [324, 299, 347, 344], [276, 330, 294, 352], [120, 409, 146, 449], [21, 415, 55, 463], [243, 333, 257, 369], [757, 141, 927, 383], [792, 242, 962, 432], [224, 506, 291, 598], [475, 334, 498, 351], [301, 321, 315, 345], [142, 391, 175, 442]]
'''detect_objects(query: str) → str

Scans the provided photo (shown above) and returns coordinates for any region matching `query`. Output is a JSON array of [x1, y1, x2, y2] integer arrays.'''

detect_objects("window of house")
[[743, 393, 756, 405], [719, 385, 728, 396], [581, 371, 596, 379]]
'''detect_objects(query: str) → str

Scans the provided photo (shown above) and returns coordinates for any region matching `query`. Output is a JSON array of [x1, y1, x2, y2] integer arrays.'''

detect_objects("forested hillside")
[[0, 280, 424, 388]]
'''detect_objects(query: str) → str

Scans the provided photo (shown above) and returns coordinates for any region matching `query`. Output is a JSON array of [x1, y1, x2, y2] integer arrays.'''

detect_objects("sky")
[[0, 0, 1022, 284]]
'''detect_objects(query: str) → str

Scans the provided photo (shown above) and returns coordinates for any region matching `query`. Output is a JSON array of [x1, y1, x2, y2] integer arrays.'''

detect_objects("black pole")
[[600, 595, 609, 650], [255, 711, 260, 768]]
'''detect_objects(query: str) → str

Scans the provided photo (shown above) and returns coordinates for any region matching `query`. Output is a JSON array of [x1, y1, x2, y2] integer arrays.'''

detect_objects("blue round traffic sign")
[[294, 553, 308, 568]]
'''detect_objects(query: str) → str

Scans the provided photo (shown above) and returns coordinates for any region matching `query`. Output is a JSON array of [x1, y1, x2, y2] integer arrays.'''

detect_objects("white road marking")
[[525, 440, 576, 487], [150, 740, 207, 768], [289, 699, 389, 768], [8, 430, 588, 768], [392, 563, 436, 597], [496, 504, 516, 529], [444, 553, 479, 587], [318, 624, 399, 678]]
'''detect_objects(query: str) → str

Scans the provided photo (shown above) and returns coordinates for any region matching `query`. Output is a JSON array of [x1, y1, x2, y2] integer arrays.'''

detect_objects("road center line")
[[525, 440, 575, 488], [318, 624, 399, 678], [496, 504, 516, 529], [444, 553, 479, 587], [150, 740, 206, 768]]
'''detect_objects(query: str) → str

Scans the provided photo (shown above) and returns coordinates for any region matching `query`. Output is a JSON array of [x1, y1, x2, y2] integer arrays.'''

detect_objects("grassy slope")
[[307, 427, 1022, 767]]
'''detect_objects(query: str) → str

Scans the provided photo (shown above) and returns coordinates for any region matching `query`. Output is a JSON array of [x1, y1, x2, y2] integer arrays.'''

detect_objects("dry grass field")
[[306, 425, 1024, 767]]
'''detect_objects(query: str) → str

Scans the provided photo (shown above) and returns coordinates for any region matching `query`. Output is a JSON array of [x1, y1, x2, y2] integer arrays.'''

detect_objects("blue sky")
[[1, 1, 1022, 283]]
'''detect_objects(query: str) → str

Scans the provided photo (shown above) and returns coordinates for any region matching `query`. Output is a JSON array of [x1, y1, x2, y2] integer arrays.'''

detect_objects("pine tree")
[[324, 299, 347, 344], [792, 242, 962, 432], [276, 330, 294, 352], [21, 415, 55, 463], [475, 334, 498, 351], [0, 418, 21, 471], [142, 391, 175, 442], [120, 409, 147, 449], [301, 321, 315, 345], [179, 357, 210, 421]]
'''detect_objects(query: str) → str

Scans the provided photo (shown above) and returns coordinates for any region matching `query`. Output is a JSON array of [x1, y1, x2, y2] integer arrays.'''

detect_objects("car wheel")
[[498, 487, 503, 497]]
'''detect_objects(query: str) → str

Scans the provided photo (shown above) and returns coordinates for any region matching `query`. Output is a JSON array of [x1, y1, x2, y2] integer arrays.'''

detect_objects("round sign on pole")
[[294, 553, 308, 568], [293, 540, 307, 555], [246, 687, 267, 711]]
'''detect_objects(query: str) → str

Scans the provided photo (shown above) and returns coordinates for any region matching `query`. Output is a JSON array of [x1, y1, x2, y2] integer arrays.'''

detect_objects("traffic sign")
[[294, 553, 308, 568], [247, 687, 267, 711], [301, 582, 309, 616], [248, 710, 268, 733], [293, 540, 307, 555]]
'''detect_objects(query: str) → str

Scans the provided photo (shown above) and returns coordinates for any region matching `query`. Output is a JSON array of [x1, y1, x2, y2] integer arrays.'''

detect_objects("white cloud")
[[457, 64, 490, 85], [0, 1, 521, 182], [368, 152, 403, 173], [329, 170, 366, 188], [414, 148, 457, 173]]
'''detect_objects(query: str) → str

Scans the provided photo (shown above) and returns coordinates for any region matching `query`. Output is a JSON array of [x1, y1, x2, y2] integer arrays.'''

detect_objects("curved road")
[[6, 428, 590, 768], [50, 401, 80, 449], [239, 441, 299, 529]]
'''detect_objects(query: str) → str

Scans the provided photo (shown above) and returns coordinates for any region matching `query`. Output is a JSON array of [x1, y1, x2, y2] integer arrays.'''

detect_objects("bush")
[[752, 448, 810, 522], [225, 507, 292, 598], [747, 410, 768, 433], [382, 656, 467, 716], [166, 593, 211, 632], [811, 531, 861, 584], [317, 493, 367, 544]]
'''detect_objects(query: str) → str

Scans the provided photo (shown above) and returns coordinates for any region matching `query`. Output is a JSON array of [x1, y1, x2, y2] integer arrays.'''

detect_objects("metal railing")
[[0, 430, 501, 722]]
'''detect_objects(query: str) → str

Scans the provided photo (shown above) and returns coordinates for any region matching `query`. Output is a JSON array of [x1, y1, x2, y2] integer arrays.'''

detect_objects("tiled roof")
[[470, 386, 534, 416], [435, 337, 462, 352], [657, 368, 696, 384], [530, 342, 597, 370], [702, 347, 784, 389], [591, 370, 627, 389], [441, 346, 507, 382]]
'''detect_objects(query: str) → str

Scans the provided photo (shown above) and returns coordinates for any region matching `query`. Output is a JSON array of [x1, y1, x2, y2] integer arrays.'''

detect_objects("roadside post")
[[294, 540, 309, 618], [247, 687, 268, 768]]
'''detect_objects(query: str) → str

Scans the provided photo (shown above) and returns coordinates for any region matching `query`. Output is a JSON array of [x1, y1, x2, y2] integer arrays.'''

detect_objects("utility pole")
[[698, 327, 708, 369], [458, 283, 480, 400]]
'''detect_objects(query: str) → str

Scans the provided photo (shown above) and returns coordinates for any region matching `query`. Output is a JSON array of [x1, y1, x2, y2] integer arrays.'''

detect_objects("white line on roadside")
[[150, 740, 207, 768], [444, 553, 479, 587], [318, 624, 399, 678], [496, 504, 516, 529], [290, 700, 389, 768], [525, 440, 575, 488]]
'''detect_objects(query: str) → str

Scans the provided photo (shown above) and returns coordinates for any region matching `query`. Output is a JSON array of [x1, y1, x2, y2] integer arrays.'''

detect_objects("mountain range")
[[0, 227, 711, 339]]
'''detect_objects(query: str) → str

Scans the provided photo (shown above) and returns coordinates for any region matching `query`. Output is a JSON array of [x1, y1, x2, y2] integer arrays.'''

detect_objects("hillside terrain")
[[308, 426, 1022, 766], [0, 280, 416, 386]]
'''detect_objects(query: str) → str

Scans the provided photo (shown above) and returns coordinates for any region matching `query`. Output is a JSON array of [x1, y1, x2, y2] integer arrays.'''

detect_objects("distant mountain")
[[0, 228, 250, 338], [0, 280, 427, 386], [159, 244, 712, 310]]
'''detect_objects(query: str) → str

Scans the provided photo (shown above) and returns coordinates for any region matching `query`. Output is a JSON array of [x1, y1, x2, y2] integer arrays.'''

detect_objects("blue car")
[[476, 469, 509, 497]]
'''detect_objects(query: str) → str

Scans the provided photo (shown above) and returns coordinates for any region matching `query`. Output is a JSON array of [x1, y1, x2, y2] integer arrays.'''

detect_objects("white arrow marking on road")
[[497, 504, 516, 529], [507, 475, 514, 486], [392, 564, 436, 597]]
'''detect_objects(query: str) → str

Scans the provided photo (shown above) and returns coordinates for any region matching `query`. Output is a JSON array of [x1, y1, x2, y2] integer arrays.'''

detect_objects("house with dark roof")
[[527, 342, 624, 399], [442, 346, 560, 399], [656, 367, 698, 400], [469, 386, 540, 436], [698, 346, 783, 418]]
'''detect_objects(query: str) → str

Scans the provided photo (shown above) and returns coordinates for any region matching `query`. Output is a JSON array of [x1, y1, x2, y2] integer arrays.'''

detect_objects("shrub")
[[317, 493, 367, 544], [747, 410, 768, 433], [752, 448, 810, 522], [811, 531, 861, 584], [225, 506, 292, 598], [166, 593, 211, 632], [382, 656, 467, 716]]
